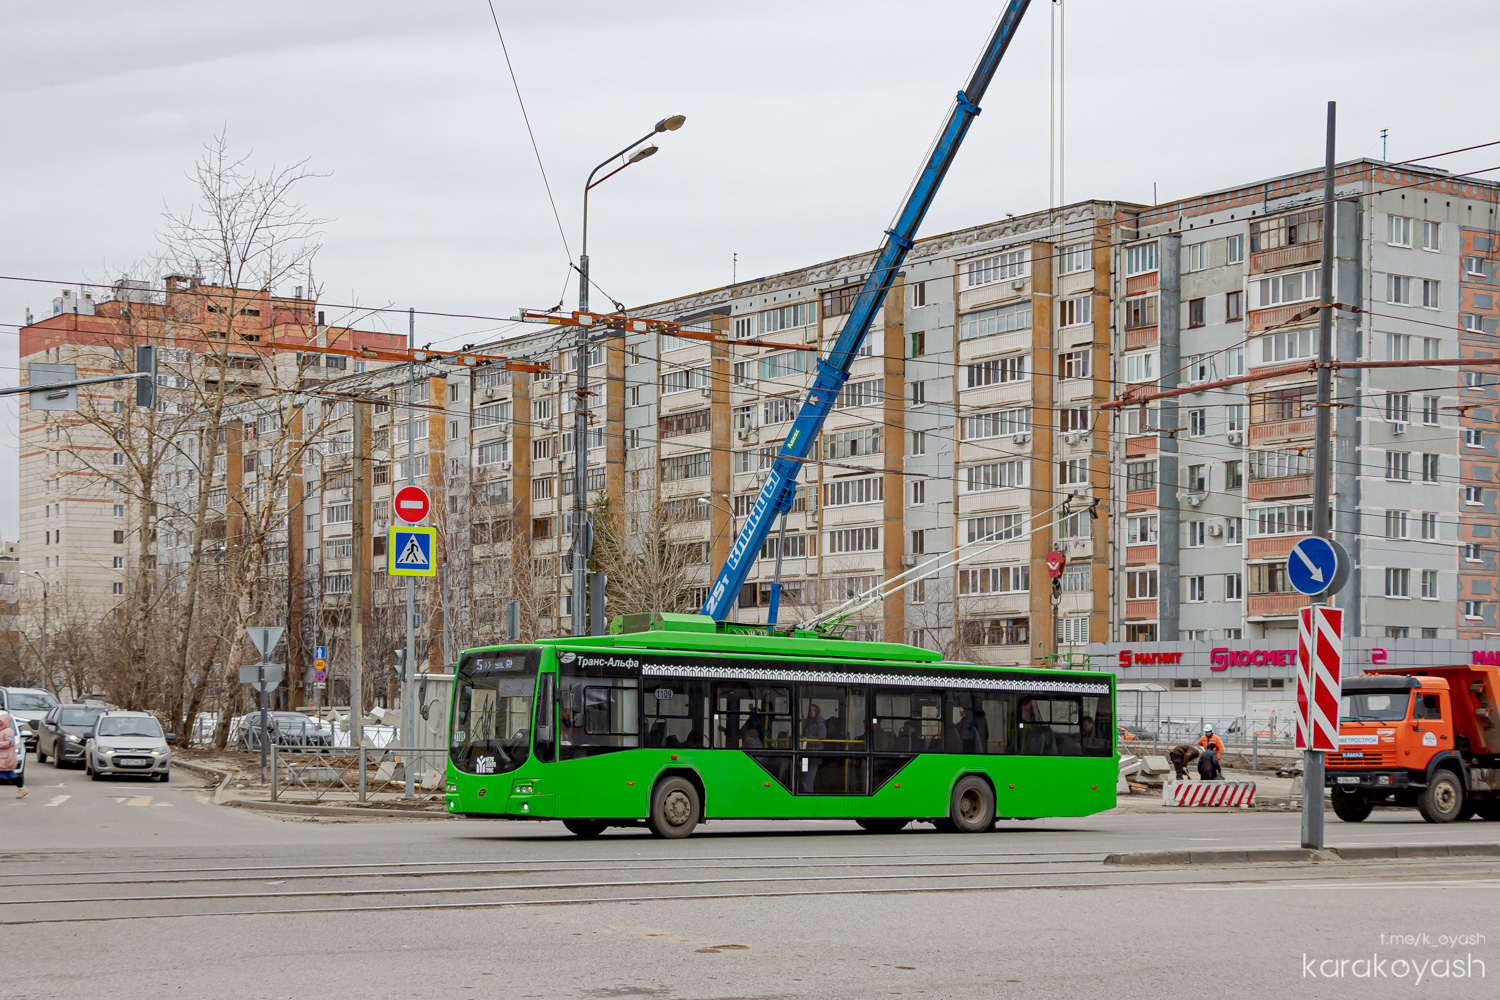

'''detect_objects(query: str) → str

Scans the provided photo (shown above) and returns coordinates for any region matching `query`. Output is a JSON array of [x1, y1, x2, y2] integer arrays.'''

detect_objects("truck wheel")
[[648, 777, 700, 839], [1331, 789, 1372, 822], [563, 819, 608, 838], [1418, 770, 1463, 823], [948, 776, 995, 833]]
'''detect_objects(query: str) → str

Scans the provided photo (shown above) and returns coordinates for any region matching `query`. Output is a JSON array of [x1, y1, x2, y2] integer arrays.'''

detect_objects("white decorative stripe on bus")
[[640, 663, 1109, 695], [1162, 780, 1257, 807]]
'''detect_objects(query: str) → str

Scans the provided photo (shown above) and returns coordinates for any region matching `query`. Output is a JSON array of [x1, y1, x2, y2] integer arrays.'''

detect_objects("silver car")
[[85, 712, 174, 782], [1, 688, 59, 751]]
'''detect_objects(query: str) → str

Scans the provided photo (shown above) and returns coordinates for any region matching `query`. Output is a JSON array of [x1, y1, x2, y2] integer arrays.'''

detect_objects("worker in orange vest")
[[1197, 725, 1225, 757]]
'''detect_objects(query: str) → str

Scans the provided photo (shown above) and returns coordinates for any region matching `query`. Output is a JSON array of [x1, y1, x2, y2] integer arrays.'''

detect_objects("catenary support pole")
[[1303, 99, 1337, 852], [572, 245, 590, 636], [350, 399, 366, 748], [405, 307, 417, 799]]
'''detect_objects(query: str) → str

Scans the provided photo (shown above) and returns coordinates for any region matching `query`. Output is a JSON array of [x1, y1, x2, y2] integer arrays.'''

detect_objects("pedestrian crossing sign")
[[388, 525, 437, 577]]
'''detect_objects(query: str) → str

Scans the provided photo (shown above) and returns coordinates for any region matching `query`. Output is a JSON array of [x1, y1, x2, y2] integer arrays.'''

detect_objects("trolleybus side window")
[[643, 679, 709, 748], [534, 674, 556, 763], [871, 688, 945, 752], [560, 661, 640, 759], [943, 691, 1008, 754], [796, 684, 870, 795], [1081, 693, 1113, 755], [714, 683, 793, 750]]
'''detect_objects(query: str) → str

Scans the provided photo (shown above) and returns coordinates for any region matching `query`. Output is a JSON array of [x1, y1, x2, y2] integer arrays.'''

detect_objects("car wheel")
[[90, 760, 104, 781], [36, 742, 48, 765]]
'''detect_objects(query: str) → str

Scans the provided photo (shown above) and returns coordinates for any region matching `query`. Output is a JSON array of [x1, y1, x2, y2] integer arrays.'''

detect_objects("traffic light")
[[135, 344, 156, 408], [393, 648, 407, 681]]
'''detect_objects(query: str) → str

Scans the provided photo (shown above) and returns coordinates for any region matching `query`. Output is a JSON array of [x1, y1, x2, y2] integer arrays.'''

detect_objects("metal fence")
[[268, 744, 448, 804]]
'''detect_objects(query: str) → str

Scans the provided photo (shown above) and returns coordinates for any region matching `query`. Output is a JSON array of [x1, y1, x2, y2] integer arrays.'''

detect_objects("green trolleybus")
[[445, 613, 1116, 838]]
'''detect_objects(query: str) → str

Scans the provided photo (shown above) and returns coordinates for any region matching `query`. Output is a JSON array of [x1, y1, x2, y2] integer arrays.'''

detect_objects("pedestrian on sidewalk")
[[1168, 743, 1201, 780], [0, 710, 26, 798]]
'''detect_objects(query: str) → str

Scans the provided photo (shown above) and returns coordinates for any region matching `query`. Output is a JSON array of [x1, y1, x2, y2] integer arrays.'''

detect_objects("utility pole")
[[404, 307, 418, 798], [350, 398, 366, 748], [572, 243, 590, 636], [1303, 100, 1337, 852], [28, 572, 48, 695]]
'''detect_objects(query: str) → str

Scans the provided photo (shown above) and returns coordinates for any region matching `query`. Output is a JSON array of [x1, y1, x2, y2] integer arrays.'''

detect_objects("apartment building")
[[1109, 160, 1500, 650], [17, 159, 1500, 707]]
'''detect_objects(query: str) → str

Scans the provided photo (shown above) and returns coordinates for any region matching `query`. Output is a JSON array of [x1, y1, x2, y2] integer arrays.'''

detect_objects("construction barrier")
[[1162, 780, 1257, 807]]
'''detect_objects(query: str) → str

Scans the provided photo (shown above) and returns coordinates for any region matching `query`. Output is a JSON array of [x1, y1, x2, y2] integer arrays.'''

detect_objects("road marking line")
[[44, 795, 71, 807], [124, 796, 153, 807], [152, 801, 174, 807]]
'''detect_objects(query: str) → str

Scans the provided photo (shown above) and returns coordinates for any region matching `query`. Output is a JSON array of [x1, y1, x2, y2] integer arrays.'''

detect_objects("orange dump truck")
[[1325, 664, 1500, 823]]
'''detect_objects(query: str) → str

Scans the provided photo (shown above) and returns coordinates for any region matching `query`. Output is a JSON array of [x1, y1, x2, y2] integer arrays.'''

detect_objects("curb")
[[174, 758, 450, 818], [1104, 843, 1500, 866]]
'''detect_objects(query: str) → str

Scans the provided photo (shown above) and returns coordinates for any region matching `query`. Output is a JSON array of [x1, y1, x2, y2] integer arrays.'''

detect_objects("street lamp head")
[[656, 114, 687, 133], [627, 144, 659, 164]]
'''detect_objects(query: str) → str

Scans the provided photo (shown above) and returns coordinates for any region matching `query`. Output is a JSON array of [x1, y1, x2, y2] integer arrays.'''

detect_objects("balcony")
[[1247, 303, 1317, 333], [1125, 436, 1157, 458], [1248, 535, 1298, 561], [1125, 599, 1158, 621], [1249, 417, 1316, 446], [1124, 327, 1158, 351], [1247, 474, 1314, 501], [1249, 242, 1321, 275], [1125, 273, 1158, 296], [1247, 592, 1309, 619], [1125, 544, 1157, 567], [1126, 488, 1156, 511]]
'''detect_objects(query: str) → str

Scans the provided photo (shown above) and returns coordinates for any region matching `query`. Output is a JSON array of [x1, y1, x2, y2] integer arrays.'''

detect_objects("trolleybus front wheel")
[[563, 819, 609, 838], [648, 776, 700, 839], [948, 775, 995, 833]]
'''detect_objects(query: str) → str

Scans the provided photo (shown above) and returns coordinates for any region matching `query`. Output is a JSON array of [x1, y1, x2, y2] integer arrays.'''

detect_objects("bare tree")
[[589, 486, 704, 619]]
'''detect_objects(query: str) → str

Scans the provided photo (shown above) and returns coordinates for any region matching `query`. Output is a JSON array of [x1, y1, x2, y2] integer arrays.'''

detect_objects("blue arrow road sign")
[[389, 525, 437, 577], [1287, 536, 1339, 596], [314, 645, 326, 661]]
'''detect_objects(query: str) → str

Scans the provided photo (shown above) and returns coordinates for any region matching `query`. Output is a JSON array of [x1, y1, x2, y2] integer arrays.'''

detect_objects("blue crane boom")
[[701, 0, 1034, 624]]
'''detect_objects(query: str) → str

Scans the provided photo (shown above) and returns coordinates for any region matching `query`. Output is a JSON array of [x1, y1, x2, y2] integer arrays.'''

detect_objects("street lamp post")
[[571, 114, 686, 637], [28, 571, 48, 695]]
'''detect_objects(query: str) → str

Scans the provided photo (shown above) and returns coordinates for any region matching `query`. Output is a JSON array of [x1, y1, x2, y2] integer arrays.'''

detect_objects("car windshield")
[[97, 717, 164, 739], [8, 692, 57, 712], [1340, 691, 1410, 722], [60, 708, 105, 727]]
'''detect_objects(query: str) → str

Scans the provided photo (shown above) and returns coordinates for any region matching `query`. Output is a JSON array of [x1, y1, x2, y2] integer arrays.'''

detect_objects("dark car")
[[36, 704, 108, 768], [238, 711, 331, 751]]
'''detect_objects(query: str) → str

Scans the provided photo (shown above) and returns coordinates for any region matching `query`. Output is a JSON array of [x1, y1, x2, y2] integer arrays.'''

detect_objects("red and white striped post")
[[1296, 606, 1344, 753]]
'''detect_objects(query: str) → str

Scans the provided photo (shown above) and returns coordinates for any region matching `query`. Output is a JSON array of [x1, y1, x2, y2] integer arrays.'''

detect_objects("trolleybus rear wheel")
[[948, 776, 995, 833], [648, 776, 700, 839]]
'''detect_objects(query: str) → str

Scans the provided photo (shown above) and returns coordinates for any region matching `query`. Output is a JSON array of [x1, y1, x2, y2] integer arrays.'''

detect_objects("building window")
[[1184, 576, 1204, 602], [1059, 350, 1090, 380], [1387, 214, 1412, 247], [1385, 451, 1410, 481], [1225, 573, 1243, 601], [962, 406, 1031, 440], [962, 460, 1025, 492], [1464, 428, 1485, 449], [1058, 458, 1088, 486], [1421, 569, 1439, 600], [1463, 542, 1483, 563], [910, 281, 927, 307], [113, 556, 124, 569], [1252, 269, 1318, 308], [1384, 567, 1410, 598], [1124, 350, 1157, 383], [1187, 297, 1205, 328], [532, 477, 554, 501], [963, 355, 1028, 388], [1185, 464, 1207, 492], [1225, 290, 1243, 321], [911, 380, 926, 406], [1419, 511, 1437, 540], [1421, 453, 1439, 482], [1126, 570, 1157, 600], [910, 480, 925, 505], [1224, 461, 1243, 490], [1126, 624, 1157, 642], [958, 565, 1030, 595], [113, 452, 125, 466], [113, 582, 124, 596], [1189, 409, 1207, 436], [1384, 510, 1408, 539], [1226, 234, 1245, 264], [1422, 279, 1440, 309], [1385, 392, 1410, 424], [113, 504, 125, 518], [826, 526, 880, 554], [965, 249, 1029, 287], [1124, 242, 1158, 276], [1185, 520, 1206, 547], [1186, 243, 1209, 272], [1126, 514, 1158, 545], [1421, 395, 1440, 426], [961, 617, 1030, 646], [823, 476, 883, 508], [959, 301, 1032, 340], [1226, 517, 1242, 544], [1463, 601, 1484, 621], [1124, 295, 1158, 330], [1059, 295, 1091, 327], [1125, 461, 1156, 492], [1464, 485, 1486, 506], [910, 430, 926, 455], [1422, 221, 1440, 252], [1388, 275, 1413, 305], [1060, 244, 1090, 274], [660, 451, 711, 482]]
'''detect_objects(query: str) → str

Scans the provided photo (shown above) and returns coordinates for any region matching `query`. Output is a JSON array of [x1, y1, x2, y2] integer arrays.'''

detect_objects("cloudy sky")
[[4, 0, 1498, 539]]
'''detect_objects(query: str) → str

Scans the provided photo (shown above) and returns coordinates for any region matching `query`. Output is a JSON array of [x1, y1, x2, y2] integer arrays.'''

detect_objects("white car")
[[0, 687, 59, 751], [85, 711, 175, 782]]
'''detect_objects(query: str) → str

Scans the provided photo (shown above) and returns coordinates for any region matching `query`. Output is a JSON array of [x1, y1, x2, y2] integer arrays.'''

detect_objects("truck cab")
[[1327, 667, 1500, 823]]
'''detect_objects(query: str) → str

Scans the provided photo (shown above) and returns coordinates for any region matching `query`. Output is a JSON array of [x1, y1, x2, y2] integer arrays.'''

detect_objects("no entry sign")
[[395, 485, 430, 523]]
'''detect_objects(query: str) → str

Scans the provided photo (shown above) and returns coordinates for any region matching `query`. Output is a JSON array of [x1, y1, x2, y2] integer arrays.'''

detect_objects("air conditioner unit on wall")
[[499, 460, 511, 471], [1391, 421, 1408, 435], [1012, 432, 1031, 444], [1186, 493, 1203, 506], [1226, 430, 1242, 444], [1063, 431, 1082, 445], [1208, 522, 1224, 537], [901, 555, 918, 567]]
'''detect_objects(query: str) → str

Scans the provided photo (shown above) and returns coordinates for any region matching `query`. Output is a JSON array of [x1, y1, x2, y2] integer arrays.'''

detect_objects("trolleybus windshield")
[[451, 648, 539, 775]]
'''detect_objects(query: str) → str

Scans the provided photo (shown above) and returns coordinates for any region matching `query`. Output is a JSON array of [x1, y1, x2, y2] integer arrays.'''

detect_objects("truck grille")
[[1327, 749, 1394, 768]]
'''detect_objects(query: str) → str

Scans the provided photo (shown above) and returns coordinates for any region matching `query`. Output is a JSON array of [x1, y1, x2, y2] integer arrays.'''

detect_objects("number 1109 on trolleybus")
[[446, 613, 1116, 838]]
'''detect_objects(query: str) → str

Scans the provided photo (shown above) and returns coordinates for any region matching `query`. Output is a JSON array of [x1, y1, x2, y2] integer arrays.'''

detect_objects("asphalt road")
[[3, 761, 1498, 999]]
